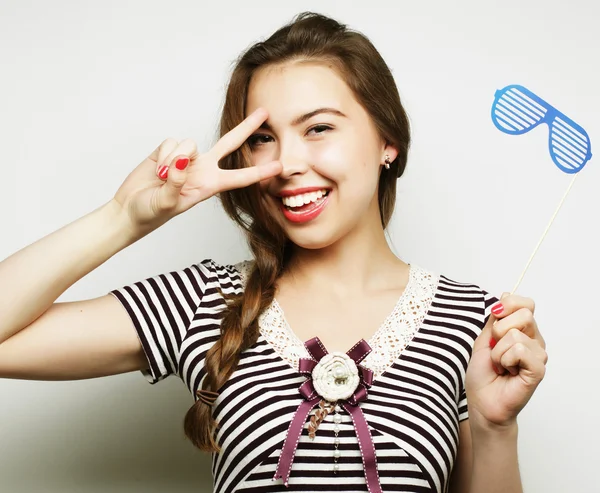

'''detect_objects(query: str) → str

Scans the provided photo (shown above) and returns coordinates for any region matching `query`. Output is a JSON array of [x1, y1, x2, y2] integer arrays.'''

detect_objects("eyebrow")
[[259, 107, 347, 130]]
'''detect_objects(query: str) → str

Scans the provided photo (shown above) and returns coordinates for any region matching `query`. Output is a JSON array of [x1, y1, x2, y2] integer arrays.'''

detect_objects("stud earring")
[[384, 155, 391, 170]]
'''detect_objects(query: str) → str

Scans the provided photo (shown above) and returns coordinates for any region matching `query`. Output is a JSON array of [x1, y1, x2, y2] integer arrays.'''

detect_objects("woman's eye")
[[307, 124, 332, 136], [248, 134, 273, 147]]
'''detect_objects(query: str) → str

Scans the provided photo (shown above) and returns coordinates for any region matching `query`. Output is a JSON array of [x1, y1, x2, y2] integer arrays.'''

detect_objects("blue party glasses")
[[491, 84, 592, 174]]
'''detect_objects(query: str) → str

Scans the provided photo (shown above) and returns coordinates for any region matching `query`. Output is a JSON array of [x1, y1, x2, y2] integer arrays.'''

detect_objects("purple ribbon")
[[273, 337, 382, 493]]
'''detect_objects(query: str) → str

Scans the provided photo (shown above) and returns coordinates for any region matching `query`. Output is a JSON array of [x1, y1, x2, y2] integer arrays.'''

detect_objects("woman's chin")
[[285, 227, 347, 251]]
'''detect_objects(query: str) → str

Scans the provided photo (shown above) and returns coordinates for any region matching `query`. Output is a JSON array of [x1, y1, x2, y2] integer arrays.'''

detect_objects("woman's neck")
[[283, 213, 407, 296]]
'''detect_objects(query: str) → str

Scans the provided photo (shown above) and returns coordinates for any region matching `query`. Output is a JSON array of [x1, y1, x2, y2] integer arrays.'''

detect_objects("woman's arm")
[[450, 420, 522, 493], [449, 421, 473, 493], [452, 289, 546, 493], [0, 199, 136, 345]]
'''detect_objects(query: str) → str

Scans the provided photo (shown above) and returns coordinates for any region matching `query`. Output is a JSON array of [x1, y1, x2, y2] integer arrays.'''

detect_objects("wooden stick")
[[511, 173, 579, 295]]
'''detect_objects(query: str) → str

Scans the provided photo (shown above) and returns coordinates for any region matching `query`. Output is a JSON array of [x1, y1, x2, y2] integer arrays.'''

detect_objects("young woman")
[[0, 12, 547, 493]]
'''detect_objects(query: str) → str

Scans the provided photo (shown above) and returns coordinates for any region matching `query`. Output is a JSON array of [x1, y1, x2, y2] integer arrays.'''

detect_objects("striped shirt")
[[110, 259, 498, 493]]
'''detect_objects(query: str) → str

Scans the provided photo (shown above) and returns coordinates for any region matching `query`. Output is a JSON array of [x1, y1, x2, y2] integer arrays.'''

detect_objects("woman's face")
[[245, 61, 398, 249]]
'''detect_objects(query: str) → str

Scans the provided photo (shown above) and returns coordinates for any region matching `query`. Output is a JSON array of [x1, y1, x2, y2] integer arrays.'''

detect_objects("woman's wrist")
[[101, 198, 146, 249], [470, 415, 519, 444]]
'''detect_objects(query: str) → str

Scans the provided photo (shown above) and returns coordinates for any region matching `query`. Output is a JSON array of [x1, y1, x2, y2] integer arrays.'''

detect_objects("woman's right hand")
[[113, 108, 281, 237]]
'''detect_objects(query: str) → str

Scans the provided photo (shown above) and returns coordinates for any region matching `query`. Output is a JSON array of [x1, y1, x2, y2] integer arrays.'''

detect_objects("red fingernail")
[[158, 166, 169, 179], [491, 303, 504, 315], [175, 158, 189, 170], [489, 337, 497, 349]]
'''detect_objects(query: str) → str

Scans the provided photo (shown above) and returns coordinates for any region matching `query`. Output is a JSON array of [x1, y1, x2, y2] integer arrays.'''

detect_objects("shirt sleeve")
[[458, 288, 501, 422], [109, 261, 209, 384]]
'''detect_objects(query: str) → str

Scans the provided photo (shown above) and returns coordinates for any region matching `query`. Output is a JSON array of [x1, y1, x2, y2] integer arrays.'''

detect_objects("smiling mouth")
[[280, 190, 330, 213]]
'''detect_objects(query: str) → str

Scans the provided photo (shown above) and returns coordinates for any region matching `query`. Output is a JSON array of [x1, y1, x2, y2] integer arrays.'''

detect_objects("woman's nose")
[[278, 149, 310, 179]]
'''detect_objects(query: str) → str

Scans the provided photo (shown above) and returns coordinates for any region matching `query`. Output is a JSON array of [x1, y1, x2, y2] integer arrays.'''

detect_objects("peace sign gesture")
[[113, 108, 281, 237]]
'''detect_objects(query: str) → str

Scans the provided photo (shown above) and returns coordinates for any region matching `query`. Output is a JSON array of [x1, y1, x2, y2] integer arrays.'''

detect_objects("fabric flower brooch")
[[312, 352, 360, 401], [273, 337, 384, 493]]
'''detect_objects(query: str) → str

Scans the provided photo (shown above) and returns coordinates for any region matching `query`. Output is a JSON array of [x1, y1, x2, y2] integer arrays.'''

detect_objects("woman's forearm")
[[0, 199, 137, 344], [469, 422, 522, 493]]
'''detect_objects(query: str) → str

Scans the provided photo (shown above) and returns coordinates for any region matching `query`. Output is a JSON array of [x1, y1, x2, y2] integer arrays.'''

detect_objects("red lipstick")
[[279, 190, 331, 224], [278, 186, 330, 197]]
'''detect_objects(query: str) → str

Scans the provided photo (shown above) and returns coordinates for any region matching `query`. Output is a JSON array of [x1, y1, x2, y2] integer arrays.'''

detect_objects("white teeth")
[[281, 189, 329, 208]]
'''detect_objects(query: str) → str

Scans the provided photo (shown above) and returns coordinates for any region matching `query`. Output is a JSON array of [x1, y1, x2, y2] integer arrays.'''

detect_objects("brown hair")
[[183, 11, 410, 453]]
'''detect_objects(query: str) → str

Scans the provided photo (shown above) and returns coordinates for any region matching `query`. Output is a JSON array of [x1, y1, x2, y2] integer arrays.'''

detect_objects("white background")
[[0, 1, 598, 492]]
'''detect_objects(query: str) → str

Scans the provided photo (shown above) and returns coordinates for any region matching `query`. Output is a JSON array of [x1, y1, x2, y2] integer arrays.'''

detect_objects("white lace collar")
[[234, 260, 438, 379]]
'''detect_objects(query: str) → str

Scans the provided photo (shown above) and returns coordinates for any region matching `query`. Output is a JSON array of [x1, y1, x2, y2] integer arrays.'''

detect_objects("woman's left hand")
[[465, 292, 548, 431]]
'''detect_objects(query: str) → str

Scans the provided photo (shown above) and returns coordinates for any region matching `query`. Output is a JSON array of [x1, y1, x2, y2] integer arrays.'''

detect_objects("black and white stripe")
[[111, 259, 498, 493]]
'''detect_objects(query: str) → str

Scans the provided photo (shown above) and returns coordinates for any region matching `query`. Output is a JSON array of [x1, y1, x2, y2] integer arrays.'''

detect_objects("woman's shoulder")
[[412, 261, 490, 291], [192, 258, 254, 288], [426, 263, 500, 322]]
